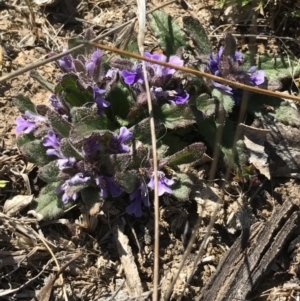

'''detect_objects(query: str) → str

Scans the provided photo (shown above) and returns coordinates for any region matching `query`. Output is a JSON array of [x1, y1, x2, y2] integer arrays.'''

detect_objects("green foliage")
[[21, 140, 54, 166], [81, 187, 102, 208], [114, 170, 140, 193], [158, 103, 195, 129], [106, 81, 136, 122], [55, 74, 94, 107], [69, 115, 110, 144], [171, 173, 195, 201], [166, 142, 206, 167], [38, 161, 60, 183], [16, 133, 36, 148], [70, 105, 98, 123], [47, 110, 72, 137], [148, 10, 188, 56], [182, 16, 211, 55], [60, 138, 83, 160], [212, 88, 235, 114], [129, 118, 161, 143], [31, 182, 72, 220], [13, 95, 37, 114]]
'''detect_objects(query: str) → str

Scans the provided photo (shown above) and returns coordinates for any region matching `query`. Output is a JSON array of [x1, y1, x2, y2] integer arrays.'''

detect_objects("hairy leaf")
[[55, 74, 94, 107], [183, 16, 211, 55], [29, 182, 71, 220], [13, 95, 37, 114], [38, 161, 60, 183], [47, 110, 72, 137], [166, 142, 206, 167], [21, 140, 54, 166], [148, 10, 188, 56], [159, 103, 195, 129], [69, 115, 110, 143]]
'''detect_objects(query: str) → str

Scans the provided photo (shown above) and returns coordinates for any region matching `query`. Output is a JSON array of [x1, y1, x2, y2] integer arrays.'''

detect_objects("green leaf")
[[38, 161, 60, 183], [106, 82, 135, 120], [47, 110, 72, 137], [114, 170, 140, 193], [129, 118, 161, 143], [148, 10, 188, 56], [31, 182, 72, 220], [21, 140, 54, 166], [70, 105, 98, 123], [242, 52, 300, 84], [98, 153, 132, 174], [212, 88, 235, 113], [183, 16, 211, 55], [166, 142, 206, 167], [171, 173, 194, 201], [13, 95, 37, 114], [55, 74, 94, 107], [193, 93, 217, 117], [159, 103, 195, 129], [247, 93, 300, 127], [30, 70, 55, 92], [16, 133, 36, 148], [69, 115, 110, 144], [80, 187, 102, 208], [60, 138, 83, 160], [272, 101, 300, 127]]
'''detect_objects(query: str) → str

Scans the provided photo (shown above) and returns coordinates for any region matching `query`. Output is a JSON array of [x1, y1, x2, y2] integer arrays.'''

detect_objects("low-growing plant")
[[14, 10, 300, 220]]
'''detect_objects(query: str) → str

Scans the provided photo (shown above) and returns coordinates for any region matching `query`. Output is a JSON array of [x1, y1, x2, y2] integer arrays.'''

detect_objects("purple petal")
[[85, 61, 95, 77], [127, 183, 149, 217], [57, 158, 76, 169], [118, 127, 133, 143], [15, 116, 35, 134], [250, 70, 265, 86], [157, 181, 172, 196], [126, 198, 143, 217], [91, 49, 102, 63], [234, 51, 243, 62], [42, 130, 60, 148], [148, 171, 173, 196], [212, 81, 233, 94], [248, 66, 257, 73]]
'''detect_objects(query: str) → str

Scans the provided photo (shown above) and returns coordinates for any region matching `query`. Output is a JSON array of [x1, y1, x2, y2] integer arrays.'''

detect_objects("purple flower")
[[56, 173, 90, 203], [57, 157, 76, 169], [58, 48, 75, 73], [148, 171, 174, 196], [248, 67, 265, 86], [92, 87, 110, 114], [85, 49, 102, 77], [15, 116, 35, 134], [95, 175, 123, 198], [82, 136, 102, 156], [126, 183, 150, 217], [208, 46, 265, 98], [49, 94, 68, 118], [144, 52, 183, 77], [168, 89, 190, 105], [15, 111, 46, 134], [121, 66, 144, 85], [109, 127, 133, 154], [42, 130, 63, 157]]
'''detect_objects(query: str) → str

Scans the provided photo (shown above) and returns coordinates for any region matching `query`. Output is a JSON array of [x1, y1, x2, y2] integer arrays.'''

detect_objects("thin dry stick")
[[36, 231, 68, 301], [0, 0, 177, 84], [81, 41, 300, 103], [136, 1, 160, 299]]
